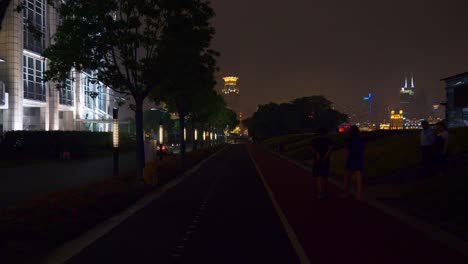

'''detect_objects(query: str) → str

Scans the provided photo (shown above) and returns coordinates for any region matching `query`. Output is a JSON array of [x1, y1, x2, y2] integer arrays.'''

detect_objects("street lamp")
[[184, 127, 186, 141]]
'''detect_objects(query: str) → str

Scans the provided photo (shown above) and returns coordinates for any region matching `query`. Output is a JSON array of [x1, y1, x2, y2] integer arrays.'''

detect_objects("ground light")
[[159, 124, 164, 144], [159, 122, 164, 160], [112, 108, 119, 177], [194, 129, 198, 150]]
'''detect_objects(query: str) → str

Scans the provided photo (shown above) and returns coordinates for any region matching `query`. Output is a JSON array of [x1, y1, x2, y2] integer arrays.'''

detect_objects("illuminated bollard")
[[113, 108, 119, 177]]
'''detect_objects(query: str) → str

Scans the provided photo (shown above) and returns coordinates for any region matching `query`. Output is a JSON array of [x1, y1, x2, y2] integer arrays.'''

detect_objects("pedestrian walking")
[[420, 120, 435, 177], [343, 125, 365, 200], [310, 128, 333, 199], [434, 121, 449, 176]]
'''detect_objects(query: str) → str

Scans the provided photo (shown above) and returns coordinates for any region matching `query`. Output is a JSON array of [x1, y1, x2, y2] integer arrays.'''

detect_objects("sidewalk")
[[248, 145, 468, 264]]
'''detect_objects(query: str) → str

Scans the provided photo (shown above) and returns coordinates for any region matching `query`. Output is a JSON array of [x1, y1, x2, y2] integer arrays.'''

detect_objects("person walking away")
[[434, 122, 449, 177], [420, 120, 435, 177], [311, 128, 333, 200], [343, 125, 365, 200]]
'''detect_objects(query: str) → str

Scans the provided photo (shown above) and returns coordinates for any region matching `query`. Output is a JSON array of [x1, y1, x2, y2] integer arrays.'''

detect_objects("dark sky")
[[211, 0, 468, 118]]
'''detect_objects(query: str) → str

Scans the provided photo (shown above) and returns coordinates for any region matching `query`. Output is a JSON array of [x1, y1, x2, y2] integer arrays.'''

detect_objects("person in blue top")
[[343, 125, 365, 200]]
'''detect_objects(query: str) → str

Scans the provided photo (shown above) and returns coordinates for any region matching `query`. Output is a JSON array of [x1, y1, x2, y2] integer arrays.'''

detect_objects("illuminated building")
[[390, 110, 404, 130], [399, 73, 415, 118], [0, 0, 114, 132], [222, 76, 243, 133], [362, 92, 373, 120], [404, 119, 423, 130], [441, 72, 468, 127], [379, 123, 390, 130]]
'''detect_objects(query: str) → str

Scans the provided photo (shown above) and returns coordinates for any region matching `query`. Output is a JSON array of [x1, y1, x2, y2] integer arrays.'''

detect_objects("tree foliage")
[[246, 96, 348, 139], [38, 0, 217, 177], [149, 0, 218, 162]]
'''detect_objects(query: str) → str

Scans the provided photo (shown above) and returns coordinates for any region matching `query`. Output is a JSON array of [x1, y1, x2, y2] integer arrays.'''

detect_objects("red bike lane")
[[247, 145, 467, 264]]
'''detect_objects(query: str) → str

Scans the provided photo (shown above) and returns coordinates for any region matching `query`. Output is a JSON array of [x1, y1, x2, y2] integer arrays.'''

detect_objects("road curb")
[[266, 147, 468, 259], [247, 146, 311, 264], [42, 146, 229, 264]]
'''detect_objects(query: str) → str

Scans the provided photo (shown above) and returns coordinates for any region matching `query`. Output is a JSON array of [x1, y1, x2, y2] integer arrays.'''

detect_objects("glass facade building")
[[0, 0, 114, 132]]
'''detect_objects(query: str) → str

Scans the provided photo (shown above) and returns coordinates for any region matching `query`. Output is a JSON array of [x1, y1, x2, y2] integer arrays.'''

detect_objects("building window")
[[98, 86, 106, 112], [59, 76, 74, 106], [23, 0, 46, 53], [83, 75, 93, 109], [23, 55, 45, 101]]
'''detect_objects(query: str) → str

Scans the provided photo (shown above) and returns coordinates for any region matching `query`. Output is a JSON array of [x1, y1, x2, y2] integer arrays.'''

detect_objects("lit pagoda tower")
[[222, 76, 242, 134]]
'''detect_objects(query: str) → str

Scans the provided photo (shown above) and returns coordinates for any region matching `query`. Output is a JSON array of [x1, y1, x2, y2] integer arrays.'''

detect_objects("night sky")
[[211, 0, 468, 118]]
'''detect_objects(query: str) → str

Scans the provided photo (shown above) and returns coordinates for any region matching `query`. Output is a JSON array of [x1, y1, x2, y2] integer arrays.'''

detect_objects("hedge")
[[0, 131, 135, 160]]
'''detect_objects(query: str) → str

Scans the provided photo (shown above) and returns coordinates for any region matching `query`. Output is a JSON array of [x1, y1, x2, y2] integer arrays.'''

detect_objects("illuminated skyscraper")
[[399, 73, 415, 118], [222, 76, 242, 133]]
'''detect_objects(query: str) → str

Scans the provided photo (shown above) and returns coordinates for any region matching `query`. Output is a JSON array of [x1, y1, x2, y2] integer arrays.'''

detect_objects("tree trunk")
[[178, 111, 186, 166], [134, 97, 145, 178]]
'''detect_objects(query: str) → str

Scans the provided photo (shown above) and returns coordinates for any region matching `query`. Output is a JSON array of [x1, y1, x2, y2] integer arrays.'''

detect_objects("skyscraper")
[[399, 73, 416, 119], [222, 76, 242, 132]]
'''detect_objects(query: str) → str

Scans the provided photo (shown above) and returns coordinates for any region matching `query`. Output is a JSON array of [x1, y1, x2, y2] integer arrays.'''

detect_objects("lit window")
[[23, 0, 46, 53], [59, 73, 74, 106], [23, 55, 45, 101], [83, 74, 93, 109]]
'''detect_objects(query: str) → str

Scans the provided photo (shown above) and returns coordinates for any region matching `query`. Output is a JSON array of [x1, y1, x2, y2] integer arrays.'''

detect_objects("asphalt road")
[[66, 145, 299, 264]]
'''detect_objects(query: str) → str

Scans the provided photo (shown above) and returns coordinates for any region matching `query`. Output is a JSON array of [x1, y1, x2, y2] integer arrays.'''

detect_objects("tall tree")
[[39, 0, 177, 177], [151, 0, 218, 164], [190, 90, 222, 148], [246, 96, 348, 139]]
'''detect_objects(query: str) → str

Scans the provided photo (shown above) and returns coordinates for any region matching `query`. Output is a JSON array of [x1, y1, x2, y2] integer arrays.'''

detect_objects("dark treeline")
[[244, 96, 348, 139]]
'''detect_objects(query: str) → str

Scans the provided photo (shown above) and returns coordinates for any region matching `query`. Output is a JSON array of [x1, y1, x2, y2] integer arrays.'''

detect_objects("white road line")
[[42, 146, 229, 264], [247, 147, 311, 264]]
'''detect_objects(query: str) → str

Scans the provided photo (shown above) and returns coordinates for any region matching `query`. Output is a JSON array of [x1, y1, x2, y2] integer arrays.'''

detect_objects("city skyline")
[[211, 0, 468, 118]]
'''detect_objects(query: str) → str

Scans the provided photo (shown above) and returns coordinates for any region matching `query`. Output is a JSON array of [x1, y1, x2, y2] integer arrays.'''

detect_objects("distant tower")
[[222, 76, 242, 132], [362, 92, 373, 120], [399, 73, 416, 118]]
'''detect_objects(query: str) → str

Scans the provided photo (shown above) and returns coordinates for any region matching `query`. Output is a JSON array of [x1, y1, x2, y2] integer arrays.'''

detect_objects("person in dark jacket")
[[343, 125, 365, 200], [311, 128, 333, 199], [420, 120, 435, 177], [434, 121, 449, 176]]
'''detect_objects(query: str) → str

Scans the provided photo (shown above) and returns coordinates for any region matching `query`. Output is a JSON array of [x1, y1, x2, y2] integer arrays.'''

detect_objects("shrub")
[[0, 131, 135, 160]]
